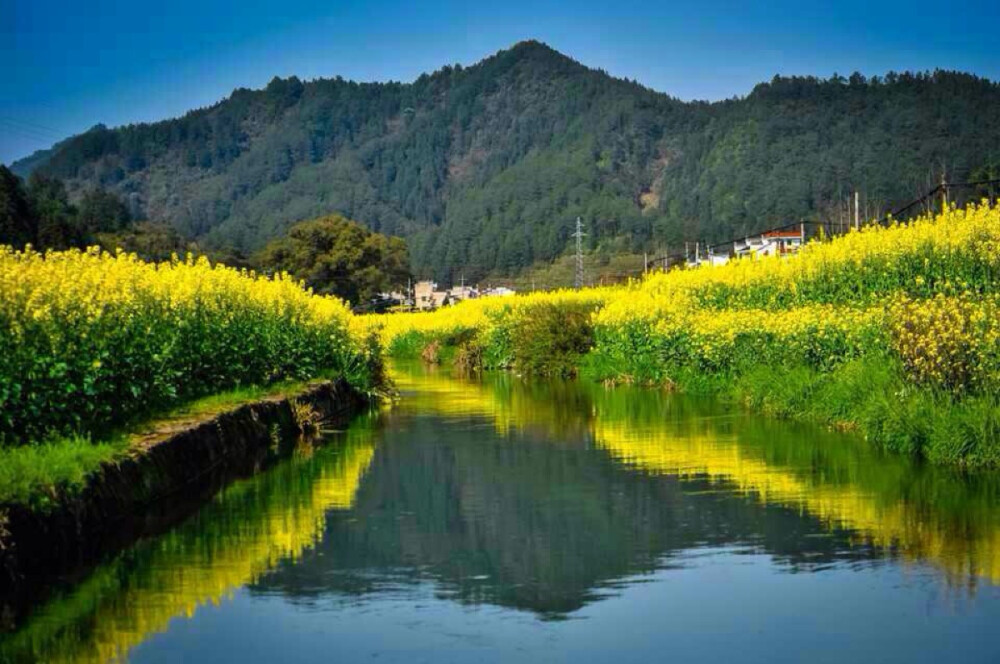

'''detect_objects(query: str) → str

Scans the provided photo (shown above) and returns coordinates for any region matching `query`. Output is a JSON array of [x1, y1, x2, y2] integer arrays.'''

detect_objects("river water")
[[3, 362, 1000, 663]]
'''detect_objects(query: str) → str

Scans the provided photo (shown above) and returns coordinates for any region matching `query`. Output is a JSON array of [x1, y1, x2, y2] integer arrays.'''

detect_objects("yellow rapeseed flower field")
[[368, 202, 1000, 395], [0, 246, 370, 445]]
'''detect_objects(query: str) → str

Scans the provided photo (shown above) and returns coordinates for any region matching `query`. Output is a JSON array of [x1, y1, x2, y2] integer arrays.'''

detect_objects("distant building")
[[387, 290, 412, 307], [413, 280, 452, 309], [448, 285, 478, 302], [482, 286, 516, 297], [410, 281, 517, 309], [413, 280, 438, 310], [364, 293, 406, 313], [704, 252, 730, 267], [687, 226, 806, 268], [685, 245, 728, 268], [734, 229, 804, 258], [430, 290, 450, 308]]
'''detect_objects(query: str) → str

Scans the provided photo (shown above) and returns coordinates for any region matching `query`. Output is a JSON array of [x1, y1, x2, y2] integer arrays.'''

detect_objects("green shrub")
[[509, 302, 595, 377]]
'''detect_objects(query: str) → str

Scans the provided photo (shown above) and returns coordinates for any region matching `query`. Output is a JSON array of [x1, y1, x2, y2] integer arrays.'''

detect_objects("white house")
[[482, 286, 516, 297], [734, 229, 804, 258], [448, 285, 478, 302]]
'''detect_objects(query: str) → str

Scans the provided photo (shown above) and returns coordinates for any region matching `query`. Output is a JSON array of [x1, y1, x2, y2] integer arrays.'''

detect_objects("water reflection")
[[4, 362, 1000, 662], [0, 429, 374, 663], [394, 363, 1000, 588]]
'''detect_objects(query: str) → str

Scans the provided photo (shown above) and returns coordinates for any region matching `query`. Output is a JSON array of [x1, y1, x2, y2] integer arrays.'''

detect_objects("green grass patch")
[[387, 330, 431, 359], [0, 377, 335, 509], [153, 377, 315, 422], [730, 360, 1000, 468], [0, 437, 127, 509]]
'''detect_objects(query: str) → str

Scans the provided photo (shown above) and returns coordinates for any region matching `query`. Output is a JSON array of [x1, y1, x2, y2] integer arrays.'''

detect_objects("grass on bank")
[[722, 359, 1000, 467], [0, 378, 326, 509]]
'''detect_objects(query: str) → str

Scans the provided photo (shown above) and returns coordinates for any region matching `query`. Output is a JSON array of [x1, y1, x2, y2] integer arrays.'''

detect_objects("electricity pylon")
[[572, 216, 586, 289]]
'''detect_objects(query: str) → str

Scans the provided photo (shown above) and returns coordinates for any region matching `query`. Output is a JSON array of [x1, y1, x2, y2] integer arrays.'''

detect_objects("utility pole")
[[572, 216, 586, 289], [940, 173, 948, 213], [854, 191, 860, 230], [644, 251, 648, 274]]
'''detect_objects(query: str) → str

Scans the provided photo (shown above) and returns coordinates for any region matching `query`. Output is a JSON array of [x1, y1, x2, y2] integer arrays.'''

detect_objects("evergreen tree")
[[27, 173, 83, 250], [0, 166, 35, 247], [78, 187, 132, 234]]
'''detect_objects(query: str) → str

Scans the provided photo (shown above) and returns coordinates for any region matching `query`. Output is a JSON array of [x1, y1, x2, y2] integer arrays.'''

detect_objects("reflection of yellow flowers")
[[8, 437, 374, 664], [392, 367, 1000, 588], [594, 417, 1000, 586]]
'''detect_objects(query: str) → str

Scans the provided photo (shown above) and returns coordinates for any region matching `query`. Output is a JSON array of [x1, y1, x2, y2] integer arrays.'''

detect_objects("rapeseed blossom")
[[0, 247, 365, 445], [368, 202, 1000, 393]]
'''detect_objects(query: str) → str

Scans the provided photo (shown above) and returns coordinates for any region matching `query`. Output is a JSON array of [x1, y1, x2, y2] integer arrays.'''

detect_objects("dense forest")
[[10, 40, 1000, 283], [0, 166, 133, 250]]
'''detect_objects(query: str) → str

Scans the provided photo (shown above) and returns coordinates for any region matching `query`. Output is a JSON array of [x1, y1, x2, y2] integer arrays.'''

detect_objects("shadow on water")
[[3, 361, 1000, 661]]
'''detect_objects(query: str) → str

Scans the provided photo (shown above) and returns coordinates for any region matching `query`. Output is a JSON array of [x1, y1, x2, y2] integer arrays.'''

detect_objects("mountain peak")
[[508, 39, 557, 54], [9, 44, 1000, 284], [499, 39, 575, 65]]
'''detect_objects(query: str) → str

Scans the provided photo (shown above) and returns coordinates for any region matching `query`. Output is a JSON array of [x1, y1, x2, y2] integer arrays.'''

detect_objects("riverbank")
[[0, 248, 381, 447], [0, 377, 372, 627], [0, 244, 388, 599], [361, 203, 1000, 469]]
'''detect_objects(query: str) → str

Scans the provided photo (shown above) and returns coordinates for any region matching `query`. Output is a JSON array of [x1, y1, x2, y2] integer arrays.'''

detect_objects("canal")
[[3, 362, 1000, 662]]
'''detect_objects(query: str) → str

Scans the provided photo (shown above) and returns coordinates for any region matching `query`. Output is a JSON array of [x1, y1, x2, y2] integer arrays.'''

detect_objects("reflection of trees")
[[257, 363, 1000, 617], [589, 388, 1000, 587], [254, 400, 878, 617], [399, 364, 1000, 589]]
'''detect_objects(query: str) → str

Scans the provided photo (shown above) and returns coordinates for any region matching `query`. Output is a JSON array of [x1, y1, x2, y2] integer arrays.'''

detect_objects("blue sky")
[[2, 0, 999, 165]]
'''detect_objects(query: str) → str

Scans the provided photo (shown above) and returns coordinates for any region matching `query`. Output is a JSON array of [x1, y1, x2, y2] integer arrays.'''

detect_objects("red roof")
[[761, 230, 802, 239]]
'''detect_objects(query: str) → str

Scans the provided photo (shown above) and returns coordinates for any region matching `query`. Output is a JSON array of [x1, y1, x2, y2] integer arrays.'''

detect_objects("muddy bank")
[[0, 379, 370, 628]]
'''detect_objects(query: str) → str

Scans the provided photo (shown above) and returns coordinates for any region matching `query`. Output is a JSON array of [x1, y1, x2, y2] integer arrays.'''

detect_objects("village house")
[[413, 280, 450, 310], [448, 284, 478, 302], [734, 228, 805, 258], [409, 281, 516, 309], [688, 226, 806, 268], [480, 286, 516, 297]]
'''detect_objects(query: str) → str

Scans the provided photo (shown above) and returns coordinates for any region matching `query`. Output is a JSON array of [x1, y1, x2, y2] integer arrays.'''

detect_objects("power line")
[[0, 117, 65, 142], [0, 123, 60, 145], [0, 116, 64, 138]]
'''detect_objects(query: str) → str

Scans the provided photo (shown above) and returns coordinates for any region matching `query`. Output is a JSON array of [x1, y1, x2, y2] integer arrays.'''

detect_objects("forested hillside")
[[11, 40, 1000, 283]]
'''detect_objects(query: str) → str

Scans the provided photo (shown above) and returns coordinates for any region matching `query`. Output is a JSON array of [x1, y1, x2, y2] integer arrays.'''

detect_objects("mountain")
[[11, 41, 1000, 283], [8, 142, 61, 180]]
